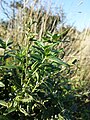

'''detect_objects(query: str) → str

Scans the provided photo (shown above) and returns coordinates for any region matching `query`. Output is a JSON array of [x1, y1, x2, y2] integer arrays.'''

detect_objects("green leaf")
[[35, 41, 44, 49], [46, 56, 68, 66], [44, 43, 56, 50], [0, 82, 5, 87], [35, 72, 39, 81], [19, 97, 33, 103], [58, 114, 65, 120], [31, 61, 39, 70], [31, 54, 41, 61], [0, 65, 20, 69], [42, 36, 52, 43], [18, 107, 29, 116], [4, 107, 16, 115], [0, 38, 6, 49], [32, 45, 44, 54], [0, 100, 8, 107], [52, 34, 60, 40]]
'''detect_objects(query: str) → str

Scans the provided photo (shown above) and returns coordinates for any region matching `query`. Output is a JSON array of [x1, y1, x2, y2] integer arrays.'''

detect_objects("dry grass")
[[5, 0, 61, 46], [62, 27, 90, 88]]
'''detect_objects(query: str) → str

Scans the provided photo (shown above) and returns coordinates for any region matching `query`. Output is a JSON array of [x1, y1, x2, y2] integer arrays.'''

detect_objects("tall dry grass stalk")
[[2, 0, 61, 46]]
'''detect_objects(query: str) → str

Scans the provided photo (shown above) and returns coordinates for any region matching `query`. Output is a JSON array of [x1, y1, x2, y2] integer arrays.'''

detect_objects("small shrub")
[[0, 32, 75, 119]]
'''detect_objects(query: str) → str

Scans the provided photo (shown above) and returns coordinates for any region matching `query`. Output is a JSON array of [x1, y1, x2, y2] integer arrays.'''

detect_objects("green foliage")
[[0, 33, 90, 120]]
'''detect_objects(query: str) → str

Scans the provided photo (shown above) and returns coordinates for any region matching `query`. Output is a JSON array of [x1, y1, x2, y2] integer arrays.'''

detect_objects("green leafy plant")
[[0, 33, 90, 120], [0, 32, 70, 119]]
